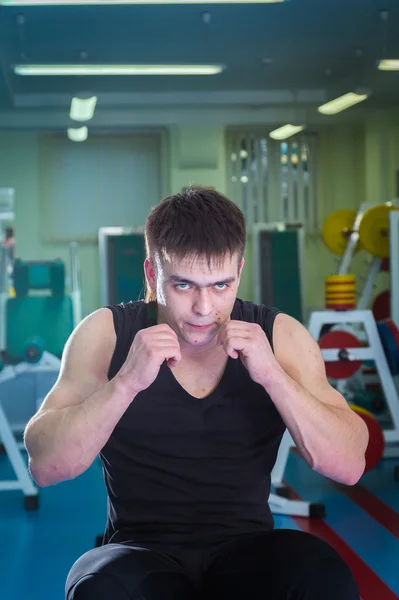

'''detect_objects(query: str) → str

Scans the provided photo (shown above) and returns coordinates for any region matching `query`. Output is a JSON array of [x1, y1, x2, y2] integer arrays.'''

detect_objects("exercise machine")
[[253, 222, 305, 324], [0, 243, 82, 509], [269, 202, 399, 517], [99, 227, 146, 306]]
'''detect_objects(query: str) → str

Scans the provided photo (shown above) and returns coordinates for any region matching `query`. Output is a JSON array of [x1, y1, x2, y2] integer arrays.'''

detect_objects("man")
[[25, 187, 367, 600]]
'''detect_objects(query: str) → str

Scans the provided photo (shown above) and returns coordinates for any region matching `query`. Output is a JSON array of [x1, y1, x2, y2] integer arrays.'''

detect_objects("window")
[[227, 131, 318, 232]]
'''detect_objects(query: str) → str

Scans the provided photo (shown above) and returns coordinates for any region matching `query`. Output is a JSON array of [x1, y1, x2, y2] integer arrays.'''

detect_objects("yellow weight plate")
[[358, 204, 399, 258], [325, 284, 356, 292], [349, 404, 374, 418], [326, 296, 355, 306], [322, 210, 361, 256], [325, 274, 356, 283]]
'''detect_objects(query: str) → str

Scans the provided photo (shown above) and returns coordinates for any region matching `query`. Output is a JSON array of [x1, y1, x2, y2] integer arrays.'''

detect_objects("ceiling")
[[0, 0, 399, 125]]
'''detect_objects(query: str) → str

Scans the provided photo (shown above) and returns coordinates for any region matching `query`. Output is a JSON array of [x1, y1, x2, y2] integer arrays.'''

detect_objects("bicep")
[[37, 308, 116, 413], [273, 314, 352, 411]]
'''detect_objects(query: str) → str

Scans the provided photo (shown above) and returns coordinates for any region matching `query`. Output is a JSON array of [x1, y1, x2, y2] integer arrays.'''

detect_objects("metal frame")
[[270, 308, 399, 517], [253, 221, 306, 321], [308, 310, 399, 447], [336, 202, 374, 275], [69, 242, 82, 327]]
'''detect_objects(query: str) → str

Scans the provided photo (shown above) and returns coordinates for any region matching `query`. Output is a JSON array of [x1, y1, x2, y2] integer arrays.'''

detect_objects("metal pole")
[[357, 256, 382, 310], [69, 242, 82, 327]]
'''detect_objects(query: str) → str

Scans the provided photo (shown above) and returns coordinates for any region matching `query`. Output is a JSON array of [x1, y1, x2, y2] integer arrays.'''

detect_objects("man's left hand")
[[217, 321, 282, 386]]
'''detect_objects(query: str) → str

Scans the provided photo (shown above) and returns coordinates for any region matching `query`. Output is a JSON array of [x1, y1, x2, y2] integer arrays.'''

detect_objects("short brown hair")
[[144, 186, 246, 302]]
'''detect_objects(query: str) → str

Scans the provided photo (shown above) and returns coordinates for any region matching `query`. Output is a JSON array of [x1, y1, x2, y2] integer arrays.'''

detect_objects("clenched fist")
[[117, 324, 181, 394], [217, 320, 280, 386]]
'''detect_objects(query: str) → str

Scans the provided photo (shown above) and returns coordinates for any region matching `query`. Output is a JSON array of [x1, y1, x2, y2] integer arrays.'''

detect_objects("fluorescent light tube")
[[377, 59, 399, 71], [318, 92, 368, 115], [2, 0, 285, 5], [13, 64, 225, 76], [269, 124, 305, 140], [70, 96, 97, 121], [67, 126, 88, 142]]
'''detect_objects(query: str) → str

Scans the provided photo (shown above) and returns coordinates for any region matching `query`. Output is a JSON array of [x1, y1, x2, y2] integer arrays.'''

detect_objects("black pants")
[[66, 530, 360, 600]]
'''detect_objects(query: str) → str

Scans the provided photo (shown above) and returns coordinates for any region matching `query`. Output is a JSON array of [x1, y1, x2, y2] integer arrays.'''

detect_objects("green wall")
[[1, 109, 399, 319]]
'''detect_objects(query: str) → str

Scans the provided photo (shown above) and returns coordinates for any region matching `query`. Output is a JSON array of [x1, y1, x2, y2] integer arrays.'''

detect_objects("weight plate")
[[381, 257, 390, 272], [319, 330, 362, 379], [322, 210, 361, 256], [372, 290, 390, 321], [350, 404, 385, 472], [377, 321, 399, 375], [325, 274, 356, 283], [384, 319, 399, 375], [358, 204, 399, 258]]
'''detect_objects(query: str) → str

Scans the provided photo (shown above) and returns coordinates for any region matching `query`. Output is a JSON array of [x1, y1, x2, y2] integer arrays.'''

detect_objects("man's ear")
[[144, 257, 156, 291]]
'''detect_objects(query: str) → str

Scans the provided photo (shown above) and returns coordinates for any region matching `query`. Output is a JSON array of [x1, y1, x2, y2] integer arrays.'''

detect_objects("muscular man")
[[25, 187, 367, 600]]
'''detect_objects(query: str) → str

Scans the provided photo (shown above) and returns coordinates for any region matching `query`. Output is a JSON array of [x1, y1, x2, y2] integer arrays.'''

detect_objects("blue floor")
[[1, 450, 398, 600]]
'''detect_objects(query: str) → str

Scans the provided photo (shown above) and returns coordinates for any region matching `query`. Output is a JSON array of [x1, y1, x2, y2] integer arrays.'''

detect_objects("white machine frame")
[[0, 353, 61, 506]]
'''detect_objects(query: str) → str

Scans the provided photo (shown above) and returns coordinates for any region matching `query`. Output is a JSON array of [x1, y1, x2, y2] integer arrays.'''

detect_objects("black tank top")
[[101, 298, 286, 546]]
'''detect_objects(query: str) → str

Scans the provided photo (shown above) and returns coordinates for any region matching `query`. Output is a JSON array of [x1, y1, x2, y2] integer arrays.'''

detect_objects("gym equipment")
[[322, 209, 362, 256], [350, 404, 385, 472], [325, 274, 356, 310], [319, 330, 362, 379], [372, 289, 390, 321], [253, 222, 305, 323], [272, 203, 399, 518], [323, 203, 398, 263], [99, 227, 146, 306], [13, 258, 65, 296], [23, 336, 45, 363], [0, 188, 15, 243], [270, 308, 399, 518], [323, 202, 398, 314], [0, 243, 82, 509], [270, 429, 326, 518], [390, 210, 399, 330], [377, 319, 399, 375], [381, 257, 390, 272], [0, 352, 61, 510], [358, 204, 398, 258], [309, 310, 399, 455]]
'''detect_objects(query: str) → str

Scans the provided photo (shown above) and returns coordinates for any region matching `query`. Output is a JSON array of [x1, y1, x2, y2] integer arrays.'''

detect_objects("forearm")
[[264, 370, 368, 485], [25, 377, 136, 486]]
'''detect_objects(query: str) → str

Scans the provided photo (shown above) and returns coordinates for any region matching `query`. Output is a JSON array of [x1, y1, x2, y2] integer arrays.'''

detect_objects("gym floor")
[[0, 450, 398, 600]]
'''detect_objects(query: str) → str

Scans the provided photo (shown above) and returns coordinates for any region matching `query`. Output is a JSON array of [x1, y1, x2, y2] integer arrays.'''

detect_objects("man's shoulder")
[[104, 300, 154, 331], [233, 298, 281, 326]]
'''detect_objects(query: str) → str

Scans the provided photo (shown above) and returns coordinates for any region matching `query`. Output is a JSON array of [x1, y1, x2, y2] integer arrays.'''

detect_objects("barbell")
[[322, 204, 398, 258]]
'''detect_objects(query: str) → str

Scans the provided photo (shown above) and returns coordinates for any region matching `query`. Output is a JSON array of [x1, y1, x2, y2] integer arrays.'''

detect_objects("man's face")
[[146, 252, 244, 348]]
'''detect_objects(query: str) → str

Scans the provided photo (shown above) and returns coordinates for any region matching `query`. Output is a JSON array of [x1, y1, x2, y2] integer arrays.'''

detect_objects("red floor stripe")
[[331, 481, 399, 539], [291, 447, 399, 539], [282, 482, 399, 600]]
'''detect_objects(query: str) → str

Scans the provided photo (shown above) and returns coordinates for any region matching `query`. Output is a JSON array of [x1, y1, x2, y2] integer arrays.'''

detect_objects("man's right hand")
[[117, 324, 181, 394]]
